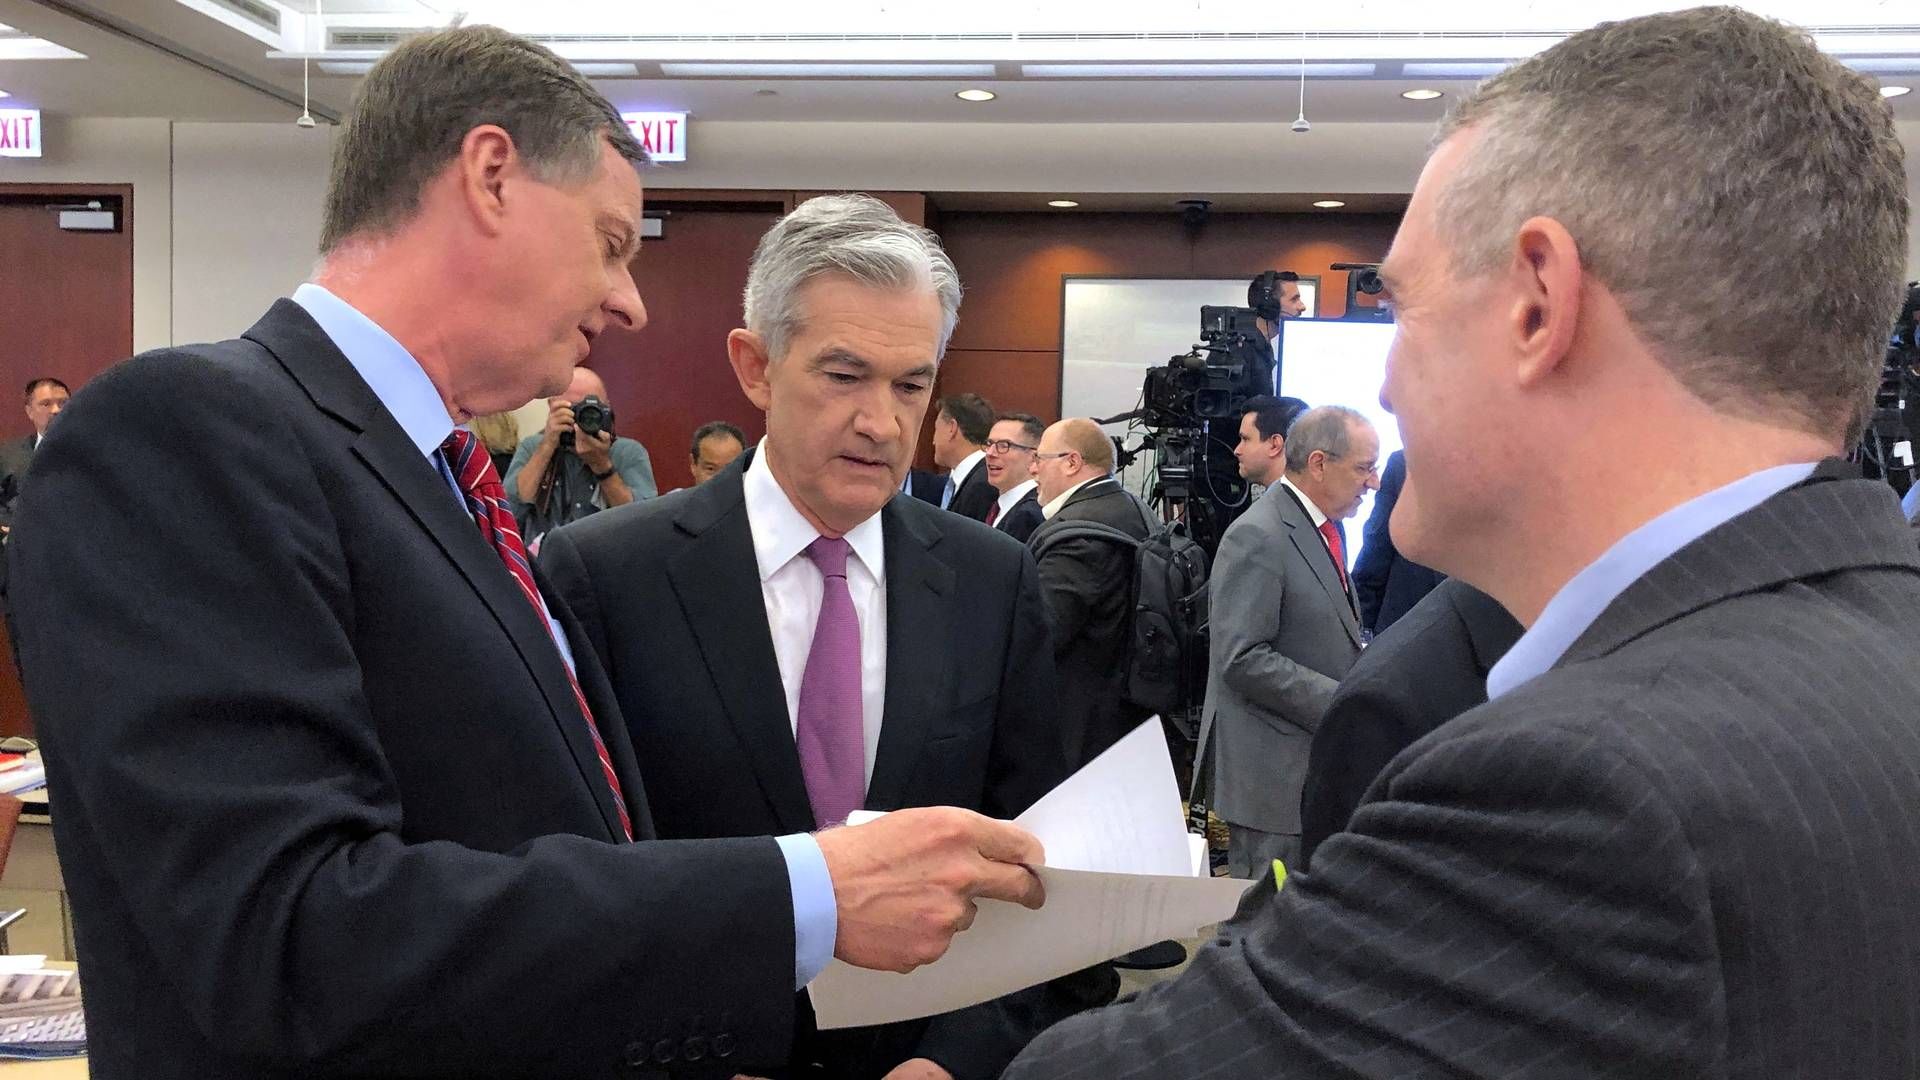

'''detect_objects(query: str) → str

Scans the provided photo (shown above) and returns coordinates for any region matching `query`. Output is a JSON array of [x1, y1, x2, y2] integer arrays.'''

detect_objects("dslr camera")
[[561, 395, 615, 451]]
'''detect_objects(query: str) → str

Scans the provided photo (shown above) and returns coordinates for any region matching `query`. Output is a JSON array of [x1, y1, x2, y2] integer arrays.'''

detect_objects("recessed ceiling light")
[[0, 90, 9, 99], [1048, 199, 1080, 208], [1313, 200, 1347, 209], [955, 88, 997, 102], [1400, 88, 1444, 101], [572, 63, 640, 77], [1883, 85, 1913, 98]]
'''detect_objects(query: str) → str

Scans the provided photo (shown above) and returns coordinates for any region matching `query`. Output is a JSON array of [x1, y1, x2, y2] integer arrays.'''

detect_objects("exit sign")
[[621, 112, 687, 163], [0, 109, 40, 158]]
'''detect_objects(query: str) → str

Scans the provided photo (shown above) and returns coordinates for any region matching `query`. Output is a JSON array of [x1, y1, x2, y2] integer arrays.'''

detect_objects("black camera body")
[[559, 395, 615, 451], [1140, 306, 1274, 427]]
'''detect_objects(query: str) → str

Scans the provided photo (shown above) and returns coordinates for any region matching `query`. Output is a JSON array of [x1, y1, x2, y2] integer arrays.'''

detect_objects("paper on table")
[[808, 721, 1252, 1030]]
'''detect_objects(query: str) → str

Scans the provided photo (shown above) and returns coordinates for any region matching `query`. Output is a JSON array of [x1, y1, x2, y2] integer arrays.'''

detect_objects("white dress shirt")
[[944, 448, 987, 508], [993, 478, 1038, 523], [743, 441, 889, 785], [1041, 475, 1107, 520]]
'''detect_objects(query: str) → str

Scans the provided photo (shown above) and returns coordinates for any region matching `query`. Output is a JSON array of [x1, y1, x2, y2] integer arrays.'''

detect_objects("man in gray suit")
[[1007, 8, 1920, 1078], [1198, 404, 1377, 876]]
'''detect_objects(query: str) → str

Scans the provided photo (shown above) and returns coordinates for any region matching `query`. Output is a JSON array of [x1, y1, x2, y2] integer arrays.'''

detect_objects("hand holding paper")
[[816, 806, 1046, 974], [809, 722, 1252, 1029]]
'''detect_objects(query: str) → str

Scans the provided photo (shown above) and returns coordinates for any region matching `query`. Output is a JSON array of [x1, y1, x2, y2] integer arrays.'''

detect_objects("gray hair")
[[742, 194, 963, 362], [321, 25, 647, 253], [1284, 405, 1371, 472], [1430, 5, 1908, 442]]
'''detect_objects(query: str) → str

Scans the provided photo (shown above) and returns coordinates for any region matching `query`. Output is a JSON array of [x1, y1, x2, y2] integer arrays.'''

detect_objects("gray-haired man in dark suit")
[[1007, 8, 1920, 1078]]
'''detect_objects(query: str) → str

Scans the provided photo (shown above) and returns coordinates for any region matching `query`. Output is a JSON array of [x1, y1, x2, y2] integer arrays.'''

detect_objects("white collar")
[[743, 440, 886, 584], [951, 448, 987, 488], [994, 478, 1038, 515], [1042, 475, 1108, 520], [1278, 475, 1330, 528]]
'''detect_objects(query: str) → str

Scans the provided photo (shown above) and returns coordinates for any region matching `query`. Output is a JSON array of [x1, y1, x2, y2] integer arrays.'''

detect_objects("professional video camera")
[[1137, 305, 1274, 428], [1858, 282, 1920, 496]]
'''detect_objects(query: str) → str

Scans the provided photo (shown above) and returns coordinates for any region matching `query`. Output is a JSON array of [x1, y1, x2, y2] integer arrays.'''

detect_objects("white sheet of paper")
[[808, 720, 1252, 1029]]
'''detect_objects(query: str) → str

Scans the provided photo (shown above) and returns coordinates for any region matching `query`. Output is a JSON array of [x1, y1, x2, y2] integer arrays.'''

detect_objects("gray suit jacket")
[[1008, 462, 1920, 1079], [1196, 483, 1363, 834]]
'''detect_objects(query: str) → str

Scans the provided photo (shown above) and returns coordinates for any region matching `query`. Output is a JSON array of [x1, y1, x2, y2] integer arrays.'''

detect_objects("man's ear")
[[1507, 215, 1584, 388], [726, 329, 775, 412], [454, 124, 518, 239]]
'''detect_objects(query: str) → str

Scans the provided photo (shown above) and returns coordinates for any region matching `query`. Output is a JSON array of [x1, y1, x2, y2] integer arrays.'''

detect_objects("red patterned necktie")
[[1317, 519, 1350, 592], [985, 501, 1001, 527], [440, 430, 633, 841]]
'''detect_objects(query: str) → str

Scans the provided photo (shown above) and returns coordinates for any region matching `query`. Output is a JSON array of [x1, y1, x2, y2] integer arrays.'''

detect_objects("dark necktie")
[[441, 430, 633, 840], [986, 501, 1002, 527]]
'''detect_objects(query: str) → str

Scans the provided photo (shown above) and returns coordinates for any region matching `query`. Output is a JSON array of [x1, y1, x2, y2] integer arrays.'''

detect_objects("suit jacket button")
[[683, 1036, 707, 1061], [711, 1033, 736, 1059], [653, 1037, 678, 1064], [623, 1041, 649, 1067]]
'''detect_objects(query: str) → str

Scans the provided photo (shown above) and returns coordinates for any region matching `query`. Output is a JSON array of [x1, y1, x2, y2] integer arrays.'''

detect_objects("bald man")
[[1028, 419, 1155, 767], [504, 365, 657, 546]]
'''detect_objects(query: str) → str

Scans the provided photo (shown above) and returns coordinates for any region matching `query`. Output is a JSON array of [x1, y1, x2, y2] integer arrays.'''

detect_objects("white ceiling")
[[0, 0, 1915, 126]]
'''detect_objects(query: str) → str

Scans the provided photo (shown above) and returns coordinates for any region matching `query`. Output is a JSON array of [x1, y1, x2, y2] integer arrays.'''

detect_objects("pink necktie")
[[796, 537, 865, 828]]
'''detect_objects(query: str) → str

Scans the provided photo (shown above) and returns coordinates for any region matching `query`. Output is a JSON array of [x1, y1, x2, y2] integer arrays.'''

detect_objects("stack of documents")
[[0, 958, 84, 1060], [809, 721, 1251, 1029], [0, 752, 46, 796]]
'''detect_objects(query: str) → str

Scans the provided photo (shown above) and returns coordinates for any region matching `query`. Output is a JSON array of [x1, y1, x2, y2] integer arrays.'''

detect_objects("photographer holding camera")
[[505, 365, 656, 547]]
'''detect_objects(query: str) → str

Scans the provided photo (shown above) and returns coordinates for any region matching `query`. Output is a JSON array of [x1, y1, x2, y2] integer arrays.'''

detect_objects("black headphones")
[[1248, 270, 1301, 322]]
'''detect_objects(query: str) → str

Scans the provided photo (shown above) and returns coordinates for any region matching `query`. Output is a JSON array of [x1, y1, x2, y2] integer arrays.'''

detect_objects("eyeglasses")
[[986, 439, 1037, 455]]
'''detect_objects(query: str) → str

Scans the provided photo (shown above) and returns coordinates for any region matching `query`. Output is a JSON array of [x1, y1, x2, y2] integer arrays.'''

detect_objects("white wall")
[[170, 123, 331, 346]]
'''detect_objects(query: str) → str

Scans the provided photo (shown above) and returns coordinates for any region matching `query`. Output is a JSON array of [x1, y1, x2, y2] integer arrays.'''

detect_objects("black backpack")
[[1030, 494, 1212, 715]]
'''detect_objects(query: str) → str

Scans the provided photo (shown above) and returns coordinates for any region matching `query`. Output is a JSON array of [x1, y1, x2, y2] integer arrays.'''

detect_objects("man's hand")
[[575, 429, 615, 474], [881, 1059, 955, 1080], [816, 806, 1045, 974], [540, 398, 576, 447]]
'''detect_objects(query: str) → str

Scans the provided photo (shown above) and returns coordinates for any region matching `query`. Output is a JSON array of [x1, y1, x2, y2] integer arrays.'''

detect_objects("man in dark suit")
[[542, 195, 1081, 1080], [1028, 418, 1152, 768], [1194, 405, 1377, 877], [1298, 578, 1520, 867], [7, 29, 1044, 1080], [1350, 448, 1446, 634], [900, 467, 945, 505], [1008, 9, 1920, 1077], [930, 393, 996, 521], [0, 377, 68, 532], [983, 413, 1044, 543]]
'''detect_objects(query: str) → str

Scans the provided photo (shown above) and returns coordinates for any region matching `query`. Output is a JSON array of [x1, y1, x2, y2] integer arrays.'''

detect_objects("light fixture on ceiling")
[[573, 63, 640, 77], [1313, 200, 1346, 209], [0, 90, 9, 99], [1291, 33, 1311, 133], [1048, 199, 1080, 208], [1884, 85, 1913, 98], [295, 0, 320, 128], [663, 62, 995, 78], [956, 88, 996, 102], [1400, 88, 1443, 101]]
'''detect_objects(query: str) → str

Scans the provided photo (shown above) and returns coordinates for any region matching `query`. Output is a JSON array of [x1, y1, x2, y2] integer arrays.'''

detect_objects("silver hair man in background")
[[1009, 7, 1919, 1077]]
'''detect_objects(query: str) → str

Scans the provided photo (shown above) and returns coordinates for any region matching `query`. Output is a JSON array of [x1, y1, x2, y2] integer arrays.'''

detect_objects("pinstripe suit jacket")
[[1006, 464, 1920, 1079]]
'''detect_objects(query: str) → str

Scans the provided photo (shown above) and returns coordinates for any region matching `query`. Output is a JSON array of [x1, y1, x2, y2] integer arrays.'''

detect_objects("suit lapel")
[[1560, 461, 1920, 669], [866, 500, 954, 811], [663, 468, 816, 834], [1274, 487, 1363, 646], [245, 300, 629, 841]]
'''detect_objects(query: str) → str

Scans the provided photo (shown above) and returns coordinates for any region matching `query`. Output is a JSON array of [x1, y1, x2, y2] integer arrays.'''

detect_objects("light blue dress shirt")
[[289, 284, 836, 989], [1486, 461, 1820, 700]]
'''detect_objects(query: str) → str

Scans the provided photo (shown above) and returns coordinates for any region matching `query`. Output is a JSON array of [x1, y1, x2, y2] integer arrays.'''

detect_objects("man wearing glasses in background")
[[983, 413, 1045, 543]]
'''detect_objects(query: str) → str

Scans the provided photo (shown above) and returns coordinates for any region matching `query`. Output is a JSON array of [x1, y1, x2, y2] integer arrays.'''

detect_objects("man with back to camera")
[[983, 412, 1045, 543], [0, 377, 69, 532], [504, 362, 657, 546], [8, 26, 1049, 1079], [929, 392, 997, 521], [1007, 8, 1920, 1076], [1027, 417, 1154, 769], [689, 419, 747, 485], [1194, 404, 1377, 877], [540, 195, 1089, 1080]]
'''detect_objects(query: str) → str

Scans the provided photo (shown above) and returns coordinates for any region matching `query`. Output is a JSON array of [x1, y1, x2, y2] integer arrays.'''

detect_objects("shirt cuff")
[[775, 832, 837, 990]]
